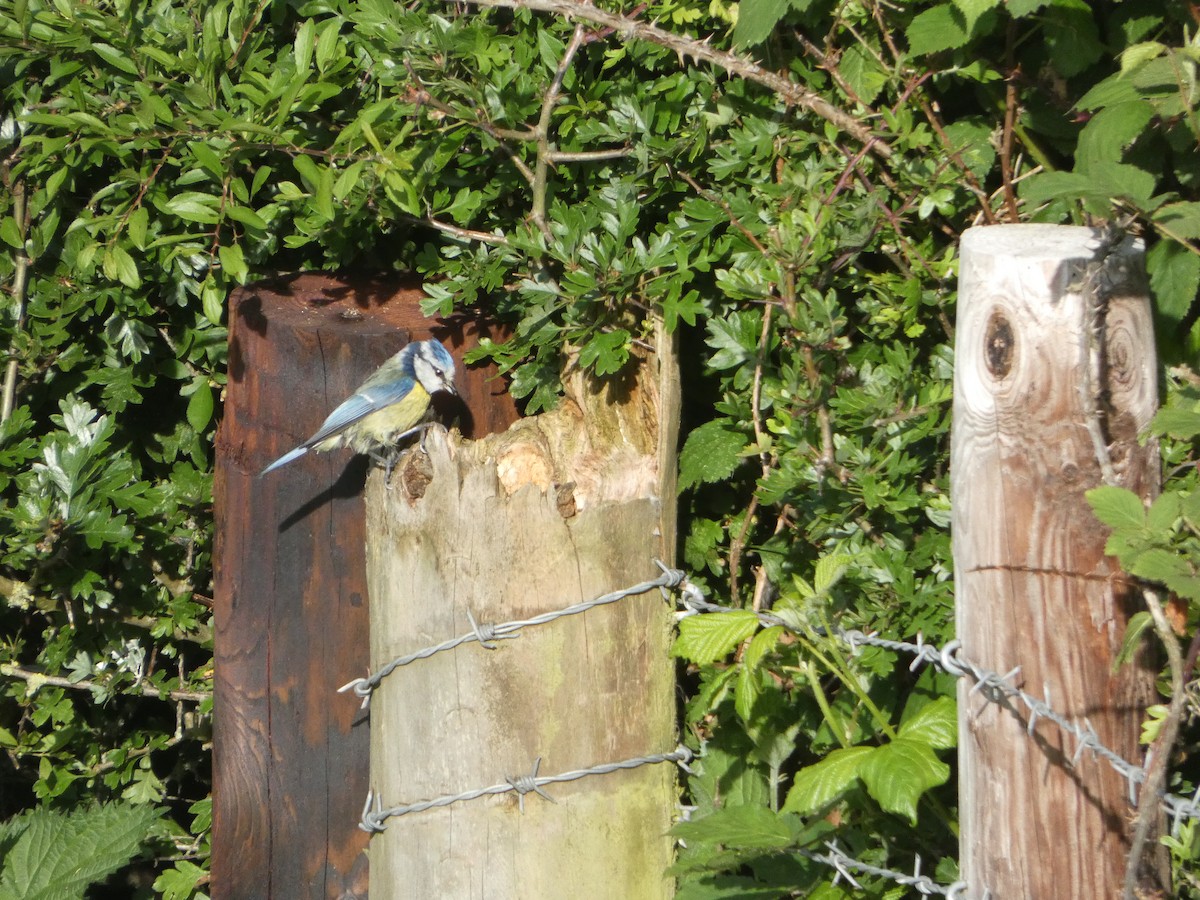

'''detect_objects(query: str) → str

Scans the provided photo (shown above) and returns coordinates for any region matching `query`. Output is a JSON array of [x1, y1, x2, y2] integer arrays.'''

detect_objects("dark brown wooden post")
[[952, 225, 1161, 898], [212, 273, 518, 898]]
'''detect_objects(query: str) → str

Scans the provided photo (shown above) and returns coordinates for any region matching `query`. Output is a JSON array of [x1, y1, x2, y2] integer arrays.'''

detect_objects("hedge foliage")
[[1, 0, 1198, 895]]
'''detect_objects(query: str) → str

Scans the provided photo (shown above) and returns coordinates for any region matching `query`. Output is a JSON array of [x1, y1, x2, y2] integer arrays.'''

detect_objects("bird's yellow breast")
[[347, 383, 432, 453], [314, 383, 432, 455]]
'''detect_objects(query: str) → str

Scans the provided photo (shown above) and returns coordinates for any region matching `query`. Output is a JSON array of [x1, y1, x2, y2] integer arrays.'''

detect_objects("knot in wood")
[[399, 451, 434, 502], [984, 310, 1014, 379]]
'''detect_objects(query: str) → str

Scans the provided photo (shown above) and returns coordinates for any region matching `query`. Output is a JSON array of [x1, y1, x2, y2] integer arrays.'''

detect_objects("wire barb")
[[342, 566, 686, 706]]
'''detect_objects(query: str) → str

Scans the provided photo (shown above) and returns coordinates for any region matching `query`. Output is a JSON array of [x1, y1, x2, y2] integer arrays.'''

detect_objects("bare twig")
[[1, 662, 211, 704], [2, 177, 28, 423], [532, 24, 588, 234], [451, 0, 892, 159], [1124, 586, 1185, 899]]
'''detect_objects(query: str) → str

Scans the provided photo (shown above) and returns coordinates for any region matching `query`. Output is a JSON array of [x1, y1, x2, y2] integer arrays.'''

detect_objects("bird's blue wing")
[[300, 373, 417, 448]]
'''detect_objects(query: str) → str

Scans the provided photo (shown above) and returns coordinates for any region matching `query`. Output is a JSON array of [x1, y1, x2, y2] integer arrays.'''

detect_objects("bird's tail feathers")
[[258, 445, 309, 477]]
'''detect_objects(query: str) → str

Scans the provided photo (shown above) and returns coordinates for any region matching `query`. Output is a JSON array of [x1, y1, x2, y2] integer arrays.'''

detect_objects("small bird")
[[259, 339, 458, 476]]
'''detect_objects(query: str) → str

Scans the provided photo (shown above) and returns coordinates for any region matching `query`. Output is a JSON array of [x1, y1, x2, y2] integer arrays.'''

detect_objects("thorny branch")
[[449, 0, 892, 160]]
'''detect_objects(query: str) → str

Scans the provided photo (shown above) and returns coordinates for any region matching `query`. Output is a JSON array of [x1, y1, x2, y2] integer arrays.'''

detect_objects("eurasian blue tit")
[[259, 338, 458, 476]]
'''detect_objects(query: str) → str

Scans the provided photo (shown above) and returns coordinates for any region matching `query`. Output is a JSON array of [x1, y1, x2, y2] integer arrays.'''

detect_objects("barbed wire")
[[359, 745, 693, 833], [670, 566, 1200, 831], [802, 841, 970, 898], [339, 567, 684, 708]]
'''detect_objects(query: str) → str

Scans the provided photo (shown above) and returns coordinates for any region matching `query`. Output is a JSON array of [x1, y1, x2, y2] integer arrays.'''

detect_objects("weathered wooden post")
[[952, 225, 1161, 898], [213, 274, 517, 898], [362, 328, 681, 898]]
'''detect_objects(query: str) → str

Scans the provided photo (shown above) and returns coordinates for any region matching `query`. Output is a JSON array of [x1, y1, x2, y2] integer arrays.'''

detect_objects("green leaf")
[[1044, 4, 1102, 78], [1075, 102, 1155, 170], [1146, 492, 1182, 533], [679, 421, 746, 492], [672, 610, 760, 664], [154, 861, 209, 900], [906, 6, 969, 55], [1086, 486, 1146, 530], [0, 217, 22, 249], [858, 737, 950, 823], [1128, 547, 1190, 585], [813, 554, 853, 593], [1114, 611, 1153, 669], [1152, 202, 1200, 241], [293, 18, 316, 71], [162, 192, 221, 224], [0, 803, 161, 899], [577, 329, 630, 376], [103, 245, 140, 289], [672, 804, 797, 850], [186, 382, 214, 433], [1147, 239, 1200, 327], [952, 0, 999, 33], [1152, 405, 1200, 440], [782, 746, 872, 814], [1120, 41, 1167, 74], [92, 42, 139, 75], [898, 695, 956, 750], [218, 243, 248, 284], [732, 0, 788, 48]]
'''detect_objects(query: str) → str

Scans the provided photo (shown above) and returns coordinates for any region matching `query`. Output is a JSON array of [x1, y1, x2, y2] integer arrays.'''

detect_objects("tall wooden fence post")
[[213, 274, 517, 898], [952, 224, 1162, 898], [362, 326, 680, 898]]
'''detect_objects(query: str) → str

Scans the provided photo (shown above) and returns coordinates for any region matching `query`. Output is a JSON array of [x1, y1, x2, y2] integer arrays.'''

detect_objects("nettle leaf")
[[858, 737, 950, 823], [672, 610, 760, 664], [679, 420, 747, 492], [0, 802, 161, 899], [782, 746, 873, 814]]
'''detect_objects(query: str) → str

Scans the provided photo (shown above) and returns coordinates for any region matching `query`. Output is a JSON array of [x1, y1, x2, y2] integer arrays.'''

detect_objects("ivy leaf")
[[672, 610, 759, 664], [679, 420, 746, 492]]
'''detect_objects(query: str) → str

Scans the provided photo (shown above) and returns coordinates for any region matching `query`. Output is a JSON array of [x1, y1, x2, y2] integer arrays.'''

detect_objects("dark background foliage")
[[1, 0, 1198, 895]]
